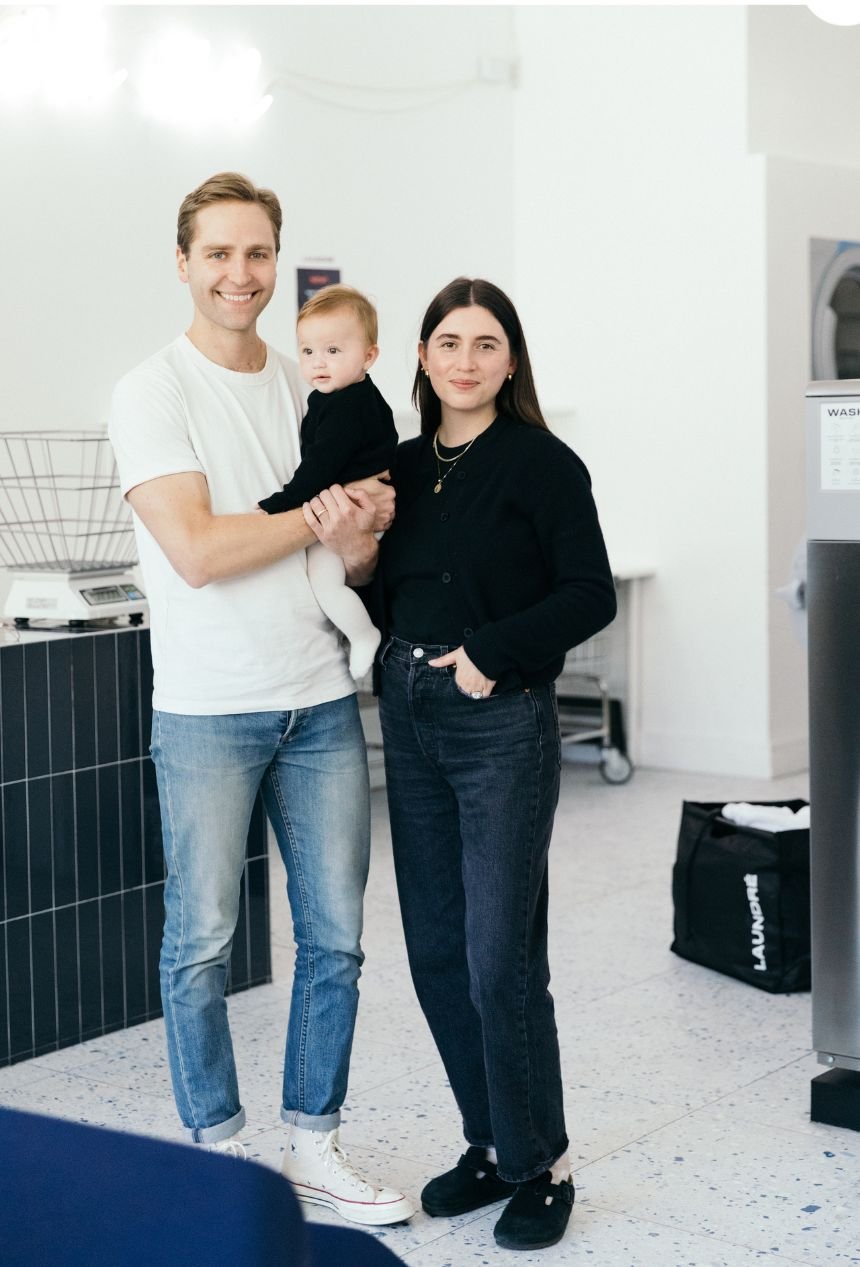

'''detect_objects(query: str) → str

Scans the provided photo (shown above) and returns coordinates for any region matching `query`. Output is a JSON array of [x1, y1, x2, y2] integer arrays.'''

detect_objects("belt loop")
[[378, 636, 394, 669]]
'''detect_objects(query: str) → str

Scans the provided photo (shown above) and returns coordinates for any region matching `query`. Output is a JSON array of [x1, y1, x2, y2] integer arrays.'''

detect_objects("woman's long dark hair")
[[411, 277, 548, 437]]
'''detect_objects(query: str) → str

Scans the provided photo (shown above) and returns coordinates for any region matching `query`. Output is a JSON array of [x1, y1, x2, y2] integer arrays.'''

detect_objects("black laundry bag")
[[671, 799, 810, 993]]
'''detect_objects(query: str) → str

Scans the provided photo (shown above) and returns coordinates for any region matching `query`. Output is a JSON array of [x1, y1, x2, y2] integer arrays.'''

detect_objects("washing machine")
[[806, 378, 860, 1131], [811, 238, 860, 380]]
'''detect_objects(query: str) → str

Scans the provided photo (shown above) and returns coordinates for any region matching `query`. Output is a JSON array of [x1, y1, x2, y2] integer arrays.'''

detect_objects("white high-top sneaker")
[[281, 1126, 415, 1226]]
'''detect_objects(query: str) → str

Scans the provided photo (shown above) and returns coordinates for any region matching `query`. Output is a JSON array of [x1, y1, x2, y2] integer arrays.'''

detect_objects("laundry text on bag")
[[743, 873, 768, 972]]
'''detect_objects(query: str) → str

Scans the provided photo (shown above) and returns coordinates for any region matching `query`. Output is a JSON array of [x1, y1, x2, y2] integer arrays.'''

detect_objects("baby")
[[258, 284, 398, 678]]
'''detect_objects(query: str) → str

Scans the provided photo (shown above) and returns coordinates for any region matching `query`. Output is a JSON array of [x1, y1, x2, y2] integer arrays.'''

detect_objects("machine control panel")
[[819, 402, 860, 490], [807, 381, 860, 541]]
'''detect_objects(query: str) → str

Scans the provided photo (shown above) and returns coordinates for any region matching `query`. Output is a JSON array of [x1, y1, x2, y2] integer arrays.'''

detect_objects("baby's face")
[[297, 309, 377, 393]]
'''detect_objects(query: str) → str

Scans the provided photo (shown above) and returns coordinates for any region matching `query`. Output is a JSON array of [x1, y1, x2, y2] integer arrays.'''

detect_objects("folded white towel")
[[721, 802, 809, 832]]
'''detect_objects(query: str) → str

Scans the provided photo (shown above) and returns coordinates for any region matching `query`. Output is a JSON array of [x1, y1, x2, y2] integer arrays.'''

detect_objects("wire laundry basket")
[[0, 431, 136, 573]]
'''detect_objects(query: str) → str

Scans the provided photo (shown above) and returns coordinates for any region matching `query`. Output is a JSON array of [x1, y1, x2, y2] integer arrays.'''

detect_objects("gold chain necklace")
[[432, 431, 478, 494]]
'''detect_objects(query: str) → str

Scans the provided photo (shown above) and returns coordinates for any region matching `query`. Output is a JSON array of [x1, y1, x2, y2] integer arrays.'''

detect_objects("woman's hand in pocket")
[[428, 646, 496, 699]]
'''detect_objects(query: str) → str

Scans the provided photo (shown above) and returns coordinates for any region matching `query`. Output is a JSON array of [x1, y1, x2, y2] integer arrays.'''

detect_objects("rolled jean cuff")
[[188, 1105, 246, 1145], [497, 1136, 570, 1185], [281, 1107, 341, 1132]]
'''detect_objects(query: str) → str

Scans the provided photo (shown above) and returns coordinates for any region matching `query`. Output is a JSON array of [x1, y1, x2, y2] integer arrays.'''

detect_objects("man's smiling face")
[[177, 199, 277, 337]]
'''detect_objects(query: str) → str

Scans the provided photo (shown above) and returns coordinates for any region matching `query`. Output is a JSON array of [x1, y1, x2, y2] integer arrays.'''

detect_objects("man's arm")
[[128, 471, 390, 589], [127, 471, 316, 587]]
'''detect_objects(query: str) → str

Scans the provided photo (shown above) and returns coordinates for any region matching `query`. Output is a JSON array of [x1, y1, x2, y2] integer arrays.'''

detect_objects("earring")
[[507, 373, 513, 381], [423, 368, 429, 377]]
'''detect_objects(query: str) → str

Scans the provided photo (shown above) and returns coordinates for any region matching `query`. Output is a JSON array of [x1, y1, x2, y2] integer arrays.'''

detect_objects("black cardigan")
[[259, 375, 398, 513], [372, 414, 617, 692]]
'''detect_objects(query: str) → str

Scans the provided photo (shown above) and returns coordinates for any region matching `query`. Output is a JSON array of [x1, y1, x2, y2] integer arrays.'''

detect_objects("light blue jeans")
[[150, 696, 370, 1144]]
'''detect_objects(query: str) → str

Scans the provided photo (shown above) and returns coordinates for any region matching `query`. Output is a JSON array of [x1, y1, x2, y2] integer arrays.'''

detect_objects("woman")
[[375, 278, 616, 1252]]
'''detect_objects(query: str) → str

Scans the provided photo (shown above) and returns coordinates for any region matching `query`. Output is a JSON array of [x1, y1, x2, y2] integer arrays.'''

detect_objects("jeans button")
[[412, 647, 425, 659]]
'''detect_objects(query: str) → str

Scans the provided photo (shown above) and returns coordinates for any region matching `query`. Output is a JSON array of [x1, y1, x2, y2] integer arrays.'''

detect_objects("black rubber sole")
[[422, 1190, 511, 1218], [494, 1231, 567, 1251], [494, 1207, 573, 1251]]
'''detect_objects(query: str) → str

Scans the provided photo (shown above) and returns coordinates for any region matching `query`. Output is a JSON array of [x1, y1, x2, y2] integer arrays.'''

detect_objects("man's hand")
[[302, 483, 380, 585], [345, 473, 395, 533]]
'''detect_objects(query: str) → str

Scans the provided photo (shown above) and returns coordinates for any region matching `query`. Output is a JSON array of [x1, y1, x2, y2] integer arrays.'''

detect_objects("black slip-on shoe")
[[421, 1146, 517, 1217], [493, 1172, 575, 1250]]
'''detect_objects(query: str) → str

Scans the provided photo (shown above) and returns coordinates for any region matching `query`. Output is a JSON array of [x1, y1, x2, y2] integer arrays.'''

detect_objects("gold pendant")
[[433, 481, 442, 494]]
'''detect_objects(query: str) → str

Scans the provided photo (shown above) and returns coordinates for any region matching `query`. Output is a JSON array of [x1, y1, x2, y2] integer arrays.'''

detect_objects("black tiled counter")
[[0, 625, 271, 1067]]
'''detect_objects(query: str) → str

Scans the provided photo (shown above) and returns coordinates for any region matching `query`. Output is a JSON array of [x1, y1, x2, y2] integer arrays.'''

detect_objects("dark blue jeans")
[[378, 636, 568, 1183]]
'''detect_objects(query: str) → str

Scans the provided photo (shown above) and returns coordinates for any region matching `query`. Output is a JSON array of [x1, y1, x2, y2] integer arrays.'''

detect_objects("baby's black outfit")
[[258, 375, 398, 514]]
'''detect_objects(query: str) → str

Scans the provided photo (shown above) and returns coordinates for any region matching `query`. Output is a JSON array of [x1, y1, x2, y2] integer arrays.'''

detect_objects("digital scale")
[[4, 570, 147, 626], [0, 430, 148, 628]]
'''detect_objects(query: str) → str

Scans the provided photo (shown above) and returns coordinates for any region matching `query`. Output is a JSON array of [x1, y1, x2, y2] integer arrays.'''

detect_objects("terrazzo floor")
[[4, 762, 859, 1266]]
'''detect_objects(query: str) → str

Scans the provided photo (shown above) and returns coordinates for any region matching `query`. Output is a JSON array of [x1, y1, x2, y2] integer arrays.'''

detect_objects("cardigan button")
[[441, 572, 452, 584], [456, 470, 466, 480], [463, 627, 474, 637], [440, 511, 450, 522]]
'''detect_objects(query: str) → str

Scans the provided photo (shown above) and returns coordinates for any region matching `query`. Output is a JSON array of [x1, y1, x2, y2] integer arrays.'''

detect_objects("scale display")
[[81, 584, 145, 607]]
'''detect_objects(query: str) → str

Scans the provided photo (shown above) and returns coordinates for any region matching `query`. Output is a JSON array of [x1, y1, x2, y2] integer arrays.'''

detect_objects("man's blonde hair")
[[177, 172, 282, 257], [298, 284, 378, 346]]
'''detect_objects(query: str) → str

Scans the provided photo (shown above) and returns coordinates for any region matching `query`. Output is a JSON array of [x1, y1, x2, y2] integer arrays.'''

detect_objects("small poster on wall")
[[297, 263, 340, 311]]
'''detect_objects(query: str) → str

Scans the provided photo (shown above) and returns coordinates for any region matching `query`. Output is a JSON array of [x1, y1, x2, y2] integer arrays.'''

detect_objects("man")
[[108, 172, 412, 1227]]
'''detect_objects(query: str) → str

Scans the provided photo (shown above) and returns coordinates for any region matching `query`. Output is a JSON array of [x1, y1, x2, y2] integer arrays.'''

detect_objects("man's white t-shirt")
[[108, 334, 354, 715]]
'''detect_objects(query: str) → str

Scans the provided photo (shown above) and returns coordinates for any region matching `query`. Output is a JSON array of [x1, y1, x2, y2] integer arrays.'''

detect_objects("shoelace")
[[211, 1139, 247, 1159], [320, 1134, 368, 1190]]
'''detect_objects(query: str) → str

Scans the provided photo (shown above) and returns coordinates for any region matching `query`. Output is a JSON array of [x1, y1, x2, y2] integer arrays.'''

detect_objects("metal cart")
[[557, 626, 634, 785]]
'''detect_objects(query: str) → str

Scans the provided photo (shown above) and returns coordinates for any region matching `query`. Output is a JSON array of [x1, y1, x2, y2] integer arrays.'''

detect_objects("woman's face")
[[420, 305, 515, 426]]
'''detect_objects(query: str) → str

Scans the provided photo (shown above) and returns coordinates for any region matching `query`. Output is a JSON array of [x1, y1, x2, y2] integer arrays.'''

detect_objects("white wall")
[[748, 6, 860, 168], [512, 6, 772, 775], [0, 3, 517, 431]]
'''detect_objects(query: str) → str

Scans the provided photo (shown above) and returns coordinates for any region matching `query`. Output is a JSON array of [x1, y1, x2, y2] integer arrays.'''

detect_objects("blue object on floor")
[[0, 1108, 405, 1265], [308, 1226, 406, 1263]]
